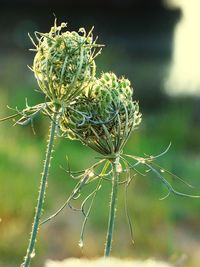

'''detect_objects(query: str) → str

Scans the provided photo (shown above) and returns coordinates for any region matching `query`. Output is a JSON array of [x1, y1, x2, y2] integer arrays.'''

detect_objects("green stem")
[[21, 111, 57, 267], [104, 157, 120, 257]]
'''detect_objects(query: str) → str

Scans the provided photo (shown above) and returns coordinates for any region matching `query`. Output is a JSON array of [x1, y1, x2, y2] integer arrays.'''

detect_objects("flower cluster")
[[33, 21, 101, 104], [6, 21, 141, 151], [60, 72, 142, 155], [1, 21, 142, 161]]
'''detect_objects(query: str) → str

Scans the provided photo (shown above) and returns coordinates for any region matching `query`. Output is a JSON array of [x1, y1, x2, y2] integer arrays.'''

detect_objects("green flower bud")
[[61, 72, 142, 156], [32, 21, 103, 104]]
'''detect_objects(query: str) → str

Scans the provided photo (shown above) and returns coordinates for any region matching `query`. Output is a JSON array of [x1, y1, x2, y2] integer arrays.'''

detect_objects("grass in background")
[[0, 90, 199, 267]]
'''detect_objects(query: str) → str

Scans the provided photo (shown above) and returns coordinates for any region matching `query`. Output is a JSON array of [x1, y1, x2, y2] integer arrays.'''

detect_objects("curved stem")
[[21, 111, 58, 267], [104, 157, 120, 257]]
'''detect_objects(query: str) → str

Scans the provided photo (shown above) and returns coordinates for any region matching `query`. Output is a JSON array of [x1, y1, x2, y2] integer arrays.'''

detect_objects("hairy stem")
[[104, 157, 120, 257], [21, 111, 57, 267]]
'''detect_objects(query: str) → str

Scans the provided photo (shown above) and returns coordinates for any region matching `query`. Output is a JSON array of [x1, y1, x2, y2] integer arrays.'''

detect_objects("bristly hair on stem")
[[21, 109, 58, 267], [104, 156, 120, 257]]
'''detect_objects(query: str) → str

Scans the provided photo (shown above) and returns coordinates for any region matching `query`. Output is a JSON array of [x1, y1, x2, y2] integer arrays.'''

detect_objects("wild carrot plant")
[[42, 72, 200, 257], [0, 20, 102, 267], [0, 19, 199, 266]]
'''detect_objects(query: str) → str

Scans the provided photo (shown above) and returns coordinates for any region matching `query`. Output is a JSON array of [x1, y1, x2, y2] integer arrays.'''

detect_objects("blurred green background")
[[0, 1, 200, 267]]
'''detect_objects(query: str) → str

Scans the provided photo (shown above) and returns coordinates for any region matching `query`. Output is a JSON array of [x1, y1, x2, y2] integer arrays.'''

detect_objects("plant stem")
[[104, 157, 120, 257], [21, 111, 58, 267]]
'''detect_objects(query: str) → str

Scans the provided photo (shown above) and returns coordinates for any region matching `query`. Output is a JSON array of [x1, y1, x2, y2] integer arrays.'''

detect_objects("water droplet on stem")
[[88, 169, 94, 178], [116, 163, 122, 173], [30, 250, 36, 258], [78, 239, 83, 248]]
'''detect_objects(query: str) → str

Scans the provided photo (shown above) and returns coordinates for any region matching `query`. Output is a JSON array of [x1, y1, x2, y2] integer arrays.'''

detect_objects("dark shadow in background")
[[0, 0, 181, 109]]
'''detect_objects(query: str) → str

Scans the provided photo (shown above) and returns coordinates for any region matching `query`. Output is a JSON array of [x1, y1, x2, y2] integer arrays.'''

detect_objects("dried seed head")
[[61, 72, 142, 155], [32, 21, 102, 104]]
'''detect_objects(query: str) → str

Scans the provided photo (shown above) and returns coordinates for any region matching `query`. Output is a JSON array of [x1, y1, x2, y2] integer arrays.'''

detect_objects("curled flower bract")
[[60, 72, 142, 156], [32, 21, 102, 104]]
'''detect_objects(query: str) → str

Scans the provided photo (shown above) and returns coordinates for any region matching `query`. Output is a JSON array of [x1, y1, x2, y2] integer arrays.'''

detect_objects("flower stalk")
[[104, 156, 120, 257], [21, 109, 58, 267]]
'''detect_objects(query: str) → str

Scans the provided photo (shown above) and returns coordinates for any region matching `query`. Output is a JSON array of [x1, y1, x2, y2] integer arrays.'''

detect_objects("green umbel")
[[61, 72, 142, 155], [33, 21, 102, 104]]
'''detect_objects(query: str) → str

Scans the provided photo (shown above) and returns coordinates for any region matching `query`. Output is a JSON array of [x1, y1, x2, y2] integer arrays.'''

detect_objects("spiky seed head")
[[61, 72, 142, 155], [32, 21, 102, 104]]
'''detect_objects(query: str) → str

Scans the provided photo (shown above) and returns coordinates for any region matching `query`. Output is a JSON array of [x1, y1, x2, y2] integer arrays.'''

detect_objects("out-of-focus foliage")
[[1, 89, 200, 267]]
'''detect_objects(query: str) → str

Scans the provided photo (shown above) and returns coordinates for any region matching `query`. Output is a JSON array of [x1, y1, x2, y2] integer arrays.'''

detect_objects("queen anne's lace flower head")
[[61, 72, 142, 156], [32, 21, 102, 104]]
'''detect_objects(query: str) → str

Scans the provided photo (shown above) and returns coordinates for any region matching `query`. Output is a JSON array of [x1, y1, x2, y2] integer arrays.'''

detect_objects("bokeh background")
[[0, 0, 200, 266]]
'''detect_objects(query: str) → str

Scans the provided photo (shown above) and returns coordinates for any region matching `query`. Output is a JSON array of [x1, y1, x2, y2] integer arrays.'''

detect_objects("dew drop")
[[88, 169, 94, 178], [160, 169, 165, 173], [30, 250, 36, 258], [116, 163, 122, 173], [78, 239, 83, 248]]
